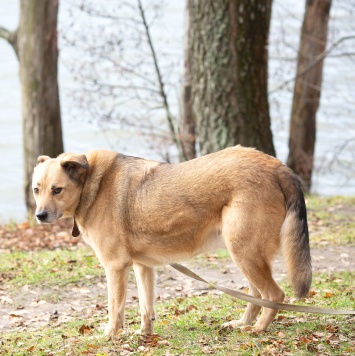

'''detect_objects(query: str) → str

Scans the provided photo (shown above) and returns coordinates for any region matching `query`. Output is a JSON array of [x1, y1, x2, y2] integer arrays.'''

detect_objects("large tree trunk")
[[287, 0, 332, 191], [188, 0, 275, 156], [1, 0, 64, 212], [20, 0, 64, 211]]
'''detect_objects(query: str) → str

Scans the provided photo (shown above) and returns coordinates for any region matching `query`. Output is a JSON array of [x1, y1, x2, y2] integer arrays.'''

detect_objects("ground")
[[0, 218, 354, 334]]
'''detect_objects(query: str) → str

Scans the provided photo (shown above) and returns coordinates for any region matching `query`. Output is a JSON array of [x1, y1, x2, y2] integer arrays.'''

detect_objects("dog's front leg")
[[133, 262, 156, 334], [104, 262, 130, 338]]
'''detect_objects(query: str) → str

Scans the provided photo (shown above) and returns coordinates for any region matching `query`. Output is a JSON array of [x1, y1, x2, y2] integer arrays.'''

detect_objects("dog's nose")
[[36, 211, 48, 222]]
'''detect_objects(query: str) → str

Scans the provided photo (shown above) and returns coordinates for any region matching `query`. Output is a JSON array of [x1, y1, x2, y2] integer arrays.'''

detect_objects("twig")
[[269, 35, 355, 94], [316, 137, 355, 174], [137, 0, 187, 161], [0, 26, 18, 58]]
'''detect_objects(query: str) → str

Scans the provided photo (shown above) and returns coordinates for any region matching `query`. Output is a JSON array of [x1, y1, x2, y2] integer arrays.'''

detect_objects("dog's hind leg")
[[237, 259, 285, 331], [222, 205, 285, 331], [241, 283, 262, 324], [133, 263, 156, 334]]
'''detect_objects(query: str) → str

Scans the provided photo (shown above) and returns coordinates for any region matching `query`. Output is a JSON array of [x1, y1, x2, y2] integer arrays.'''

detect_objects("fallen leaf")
[[0, 296, 14, 304], [326, 334, 341, 345], [308, 290, 317, 297], [78, 324, 92, 335], [185, 304, 198, 312], [326, 324, 339, 333], [312, 332, 325, 338], [18, 221, 30, 230], [299, 336, 312, 344]]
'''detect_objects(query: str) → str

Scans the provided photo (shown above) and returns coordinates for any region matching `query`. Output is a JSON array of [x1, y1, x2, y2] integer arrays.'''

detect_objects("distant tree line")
[[1, 0, 348, 213]]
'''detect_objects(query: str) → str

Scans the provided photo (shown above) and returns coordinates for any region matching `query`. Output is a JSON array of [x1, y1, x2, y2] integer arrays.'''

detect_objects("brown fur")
[[32, 145, 312, 336]]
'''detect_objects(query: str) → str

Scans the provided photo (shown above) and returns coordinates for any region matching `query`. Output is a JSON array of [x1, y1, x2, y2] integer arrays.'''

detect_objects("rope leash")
[[170, 263, 355, 315]]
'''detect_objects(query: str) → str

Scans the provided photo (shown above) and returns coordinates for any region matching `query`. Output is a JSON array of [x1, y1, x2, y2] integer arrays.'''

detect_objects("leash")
[[170, 263, 355, 315]]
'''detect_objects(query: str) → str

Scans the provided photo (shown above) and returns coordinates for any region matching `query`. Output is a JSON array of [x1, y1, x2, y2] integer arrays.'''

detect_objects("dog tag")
[[72, 218, 80, 237]]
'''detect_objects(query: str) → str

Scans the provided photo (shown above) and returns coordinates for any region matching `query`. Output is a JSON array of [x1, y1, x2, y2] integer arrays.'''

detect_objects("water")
[[0, 0, 354, 222]]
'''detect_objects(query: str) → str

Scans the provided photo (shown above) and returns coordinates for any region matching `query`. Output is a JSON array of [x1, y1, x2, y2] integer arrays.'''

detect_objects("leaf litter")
[[0, 209, 354, 354]]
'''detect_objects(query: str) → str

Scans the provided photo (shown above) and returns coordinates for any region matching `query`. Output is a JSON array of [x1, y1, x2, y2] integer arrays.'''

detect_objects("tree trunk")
[[180, 0, 196, 161], [16, 0, 64, 212], [287, 0, 332, 191], [189, 0, 275, 156]]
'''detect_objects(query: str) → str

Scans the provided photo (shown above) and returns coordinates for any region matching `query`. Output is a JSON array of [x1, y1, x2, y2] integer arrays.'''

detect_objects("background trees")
[[62, 1, 185, 163], [64, 0, 276, 162], [0, 0, 63, 211], [1, 0, 354, 218], [287, 0, 332, 191]]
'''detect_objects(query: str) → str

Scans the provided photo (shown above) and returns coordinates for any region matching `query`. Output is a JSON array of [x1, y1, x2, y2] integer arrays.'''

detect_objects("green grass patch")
[[0, 247, 105, 289], [306, 195, 355, 246], [1, 271, 354, 355]]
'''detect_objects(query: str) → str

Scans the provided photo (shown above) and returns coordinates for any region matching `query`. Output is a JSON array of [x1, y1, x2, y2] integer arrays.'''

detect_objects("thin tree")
[[287, 0, 332, 191], [180, 0, 196, 160], [0, 0, 64, 212], [186, 0, 275, 156]]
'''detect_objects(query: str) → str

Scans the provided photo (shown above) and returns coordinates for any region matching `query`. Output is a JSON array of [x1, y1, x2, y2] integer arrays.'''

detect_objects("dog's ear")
[[60, 154, 89, 184], [37, 155, 51, 165]]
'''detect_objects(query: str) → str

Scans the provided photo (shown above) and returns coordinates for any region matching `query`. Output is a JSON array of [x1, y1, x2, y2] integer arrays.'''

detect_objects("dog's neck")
[[71, 156, 108, 236]]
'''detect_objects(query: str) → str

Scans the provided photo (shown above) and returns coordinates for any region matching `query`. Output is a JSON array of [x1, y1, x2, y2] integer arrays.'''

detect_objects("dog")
[[32, 145, 311, 337]]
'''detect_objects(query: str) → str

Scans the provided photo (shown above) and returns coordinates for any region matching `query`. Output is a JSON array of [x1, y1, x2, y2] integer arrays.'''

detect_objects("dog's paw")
[[221, 321, 263, 335], [135, 326, 153, 335], [221, 320, 244, 330], [135, 328, 143, 335], [104, 324, 122, 339]]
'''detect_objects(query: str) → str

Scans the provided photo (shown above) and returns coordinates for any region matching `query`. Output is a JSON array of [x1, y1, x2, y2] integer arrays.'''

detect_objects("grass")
[[0, 271, 354, 355], [306, 195, 355, 246], [0, 247, 105, 290]]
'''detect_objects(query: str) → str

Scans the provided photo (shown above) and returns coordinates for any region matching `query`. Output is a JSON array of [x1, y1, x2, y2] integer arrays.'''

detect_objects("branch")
[[77, 6, 140, 25], [137, 0, 187, 162], [0, 26, 18, 59], [316, 137, 355, 174], [269, 35, 355, 95]]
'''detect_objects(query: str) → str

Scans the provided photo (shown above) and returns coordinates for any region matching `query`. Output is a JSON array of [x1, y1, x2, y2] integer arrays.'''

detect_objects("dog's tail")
[[278, 166, 312, 299]]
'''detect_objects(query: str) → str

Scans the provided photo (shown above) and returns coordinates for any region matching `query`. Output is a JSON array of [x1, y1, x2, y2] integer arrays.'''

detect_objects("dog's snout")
[[36, 211, 48, 222]]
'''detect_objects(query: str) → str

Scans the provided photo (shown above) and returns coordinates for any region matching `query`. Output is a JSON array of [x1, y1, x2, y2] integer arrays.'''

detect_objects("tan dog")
[[32, 145, 311, 337]]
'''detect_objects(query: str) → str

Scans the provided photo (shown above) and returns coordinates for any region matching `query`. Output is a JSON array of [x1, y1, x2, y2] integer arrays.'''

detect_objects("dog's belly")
[[131, 224, 226, 267]]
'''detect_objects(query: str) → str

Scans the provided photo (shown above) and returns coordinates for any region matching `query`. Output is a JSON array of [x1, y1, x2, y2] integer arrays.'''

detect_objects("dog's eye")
[[53, 188, 63, 195], [33, 188, 39, 195]]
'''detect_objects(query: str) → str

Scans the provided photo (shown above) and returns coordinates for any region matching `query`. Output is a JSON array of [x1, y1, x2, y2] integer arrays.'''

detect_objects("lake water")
[[0, 0, 354, 222]]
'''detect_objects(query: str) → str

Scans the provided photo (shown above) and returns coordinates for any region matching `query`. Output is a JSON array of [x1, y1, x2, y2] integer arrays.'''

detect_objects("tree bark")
[[189, 0, 275, 156], [287, 0, 332, 191], [180, 0, 196, 161], [0, 0, 64, 212]]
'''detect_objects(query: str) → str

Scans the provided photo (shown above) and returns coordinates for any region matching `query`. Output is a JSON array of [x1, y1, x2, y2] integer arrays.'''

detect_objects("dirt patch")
[[0, 244, 353, 333]]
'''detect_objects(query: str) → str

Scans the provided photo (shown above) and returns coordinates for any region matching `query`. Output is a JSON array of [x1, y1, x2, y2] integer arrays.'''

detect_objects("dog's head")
[[32, 153, 89, 224]]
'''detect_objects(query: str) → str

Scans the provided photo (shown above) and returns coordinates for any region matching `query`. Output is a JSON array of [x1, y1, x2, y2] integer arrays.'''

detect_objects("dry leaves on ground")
[[0, 218, 84, 252]]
